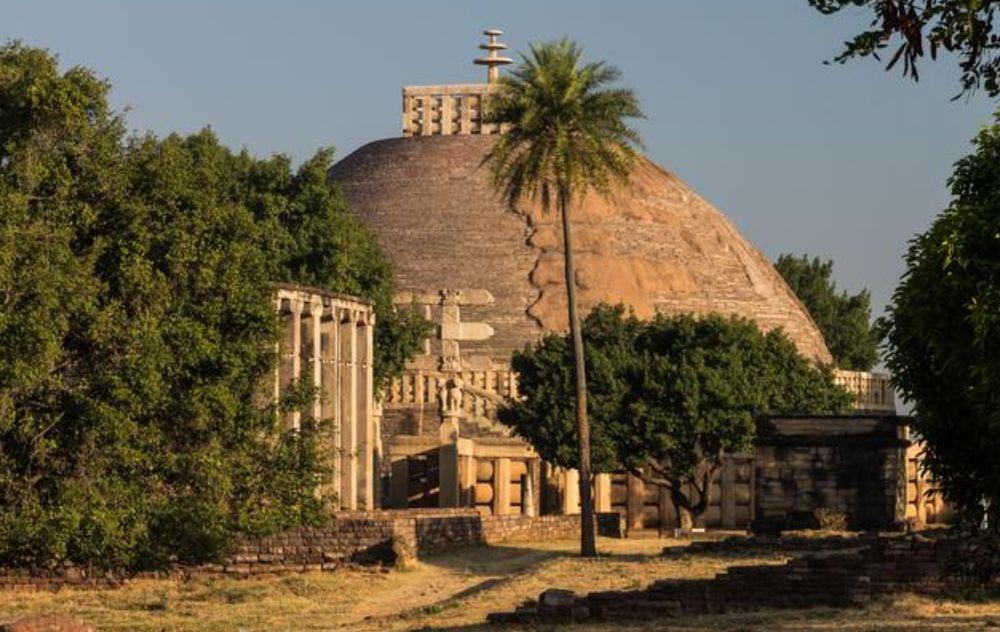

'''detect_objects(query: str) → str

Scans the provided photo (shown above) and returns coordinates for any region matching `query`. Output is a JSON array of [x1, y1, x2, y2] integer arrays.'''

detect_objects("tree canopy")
[[880, 112, 1000, 527], [0, 42, 426, 570], [810, 0, 1000, 98], [501, 304, 851, 526], [775, 254, 879, 370]]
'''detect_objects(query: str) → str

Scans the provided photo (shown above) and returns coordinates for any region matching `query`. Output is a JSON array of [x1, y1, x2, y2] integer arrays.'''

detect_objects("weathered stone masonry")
[[274, 284, 376, 511]]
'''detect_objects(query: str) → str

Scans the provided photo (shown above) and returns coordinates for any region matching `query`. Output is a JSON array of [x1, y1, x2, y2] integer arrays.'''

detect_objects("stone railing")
[[385, 368, 517, 407], [384, 368, 517, 434], [402, 84, 509, 137], [833, 369, 896, 413], [387, 368, 896, 417]]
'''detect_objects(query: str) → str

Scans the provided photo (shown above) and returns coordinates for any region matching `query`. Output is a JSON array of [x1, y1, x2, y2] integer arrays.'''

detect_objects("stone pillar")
[[356, 316, 374, 509], [594, 473, 612, 514], [290, 298, 302, 431], [277, 296, 302, 431], [494, 458, 512, 516], [521, 473, 536, 517], [321, 308, 340, 501], [441, 93, 453, 136], [307, 300, 323, 422], [528, 459, 542, 516], [562, 468, 580, 515], [438, 415, 461, 508], [420, 95, 433, 136], [458, 440, 476, 507], [338, 309, 358, 510], [372, 399, 383, 509], [401, 90, 412, 137], [272, 297, 283, 411]]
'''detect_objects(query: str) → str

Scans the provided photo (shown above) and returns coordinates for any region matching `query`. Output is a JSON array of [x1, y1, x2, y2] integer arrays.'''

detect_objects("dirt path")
[[343, 542, 573, 626]]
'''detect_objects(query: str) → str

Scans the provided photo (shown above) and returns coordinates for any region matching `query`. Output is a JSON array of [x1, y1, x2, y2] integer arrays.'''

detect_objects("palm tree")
[[483, 38, 643, 557]]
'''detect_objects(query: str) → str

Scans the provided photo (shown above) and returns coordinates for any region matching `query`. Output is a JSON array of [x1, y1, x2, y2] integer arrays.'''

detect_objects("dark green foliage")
[[775, 254, 879, 370], [0, 43, 425, 570], [502, 305, 850, 520], [880, 113, 1000, 527], [809, 0, 1000, 98]]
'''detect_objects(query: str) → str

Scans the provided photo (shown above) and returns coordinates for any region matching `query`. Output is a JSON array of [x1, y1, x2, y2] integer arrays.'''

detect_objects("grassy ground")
[[0, 537, 997, 631]]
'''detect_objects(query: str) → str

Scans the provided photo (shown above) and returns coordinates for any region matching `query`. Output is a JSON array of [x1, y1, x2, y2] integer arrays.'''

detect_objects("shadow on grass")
[[417, 608, 1000, 632]]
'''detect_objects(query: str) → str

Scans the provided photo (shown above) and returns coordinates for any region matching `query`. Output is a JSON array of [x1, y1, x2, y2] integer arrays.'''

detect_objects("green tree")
[[502, 305, 851, 531], [483, 38, 643, 557], [775, 254, 879, 370], [880, 112, 1000, 528], [809, 0, 1000, 98], [0, 42, 426, 570]]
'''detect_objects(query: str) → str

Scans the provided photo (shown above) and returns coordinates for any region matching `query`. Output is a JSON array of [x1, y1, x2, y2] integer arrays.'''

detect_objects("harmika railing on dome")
[[401, 29, 513, 138], [833, 369, 896, 413]]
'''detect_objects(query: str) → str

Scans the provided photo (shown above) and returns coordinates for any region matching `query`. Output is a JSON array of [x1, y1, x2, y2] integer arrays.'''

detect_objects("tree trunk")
[[677, 505, 694, 534], [560, 191, 596, 558]]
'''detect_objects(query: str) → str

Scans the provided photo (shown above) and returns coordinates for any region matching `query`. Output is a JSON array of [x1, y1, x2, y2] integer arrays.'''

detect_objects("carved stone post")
[[521, 472, 536, 517], [562, 468, 580, 515], [438, 377, 462, 507], [495, 458, 512, 516], [594, 473, 612, 514]]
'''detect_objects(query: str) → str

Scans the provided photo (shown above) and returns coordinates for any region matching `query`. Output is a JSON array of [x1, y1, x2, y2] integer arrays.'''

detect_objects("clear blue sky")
[[4, 0, 995, 321]]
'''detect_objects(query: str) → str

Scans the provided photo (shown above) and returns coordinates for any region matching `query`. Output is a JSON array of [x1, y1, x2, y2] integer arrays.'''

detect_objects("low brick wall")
[[489, 533, 998, 624], [0, 510, 590, 591], [406, 513, 585, 554], [0, 615, 95, 632], [0, 568, 120, 592]]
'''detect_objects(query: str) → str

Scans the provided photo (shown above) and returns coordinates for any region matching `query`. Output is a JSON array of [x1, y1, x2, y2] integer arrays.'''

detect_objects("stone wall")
[[753, 415, 909, 533], [0, 510, 588, 591]]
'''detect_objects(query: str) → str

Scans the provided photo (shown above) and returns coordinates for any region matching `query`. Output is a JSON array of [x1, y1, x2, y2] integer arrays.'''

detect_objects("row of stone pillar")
[[275, 287, 377, 511]]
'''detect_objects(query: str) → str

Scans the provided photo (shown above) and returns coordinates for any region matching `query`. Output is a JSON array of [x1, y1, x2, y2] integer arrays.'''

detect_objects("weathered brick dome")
[[329, 134, 831, 365]]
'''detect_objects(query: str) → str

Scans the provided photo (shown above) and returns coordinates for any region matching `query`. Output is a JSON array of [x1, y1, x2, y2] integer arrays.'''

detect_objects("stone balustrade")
[[389, 368, 895, 416], [401, 84, 509, 137], [385, 368, 517, 409], [833, 369, 896, 413]]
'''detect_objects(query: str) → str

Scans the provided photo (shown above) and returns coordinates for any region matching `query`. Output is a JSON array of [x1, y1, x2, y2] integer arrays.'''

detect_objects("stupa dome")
[[329, 133, 832, 366]]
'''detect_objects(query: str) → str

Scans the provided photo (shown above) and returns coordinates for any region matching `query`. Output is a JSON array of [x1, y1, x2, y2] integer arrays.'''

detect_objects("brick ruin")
[[488, 532, 993, 624]]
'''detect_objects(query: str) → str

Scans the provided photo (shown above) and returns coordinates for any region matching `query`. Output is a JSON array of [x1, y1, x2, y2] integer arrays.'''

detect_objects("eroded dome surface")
[[329, 134, 831, 365]]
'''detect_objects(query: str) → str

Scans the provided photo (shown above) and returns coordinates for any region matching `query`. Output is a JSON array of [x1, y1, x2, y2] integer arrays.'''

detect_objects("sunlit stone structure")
[[273, 284, 377, 510], [327, 30, 919, 527]]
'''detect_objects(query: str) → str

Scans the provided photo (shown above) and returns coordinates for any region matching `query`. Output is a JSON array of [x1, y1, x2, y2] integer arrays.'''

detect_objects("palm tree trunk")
[[560, 190, 597, 558]]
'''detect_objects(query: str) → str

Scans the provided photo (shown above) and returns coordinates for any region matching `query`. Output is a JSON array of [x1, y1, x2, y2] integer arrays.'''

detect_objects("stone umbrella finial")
[[474, 28, 513, 84]]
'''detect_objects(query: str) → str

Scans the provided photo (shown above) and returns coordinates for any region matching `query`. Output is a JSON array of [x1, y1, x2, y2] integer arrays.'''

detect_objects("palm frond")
[[482, 38, 644, 214]]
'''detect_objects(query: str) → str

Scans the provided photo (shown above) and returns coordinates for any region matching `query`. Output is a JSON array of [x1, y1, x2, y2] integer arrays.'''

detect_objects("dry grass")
[[0, 537, 997, 631]]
